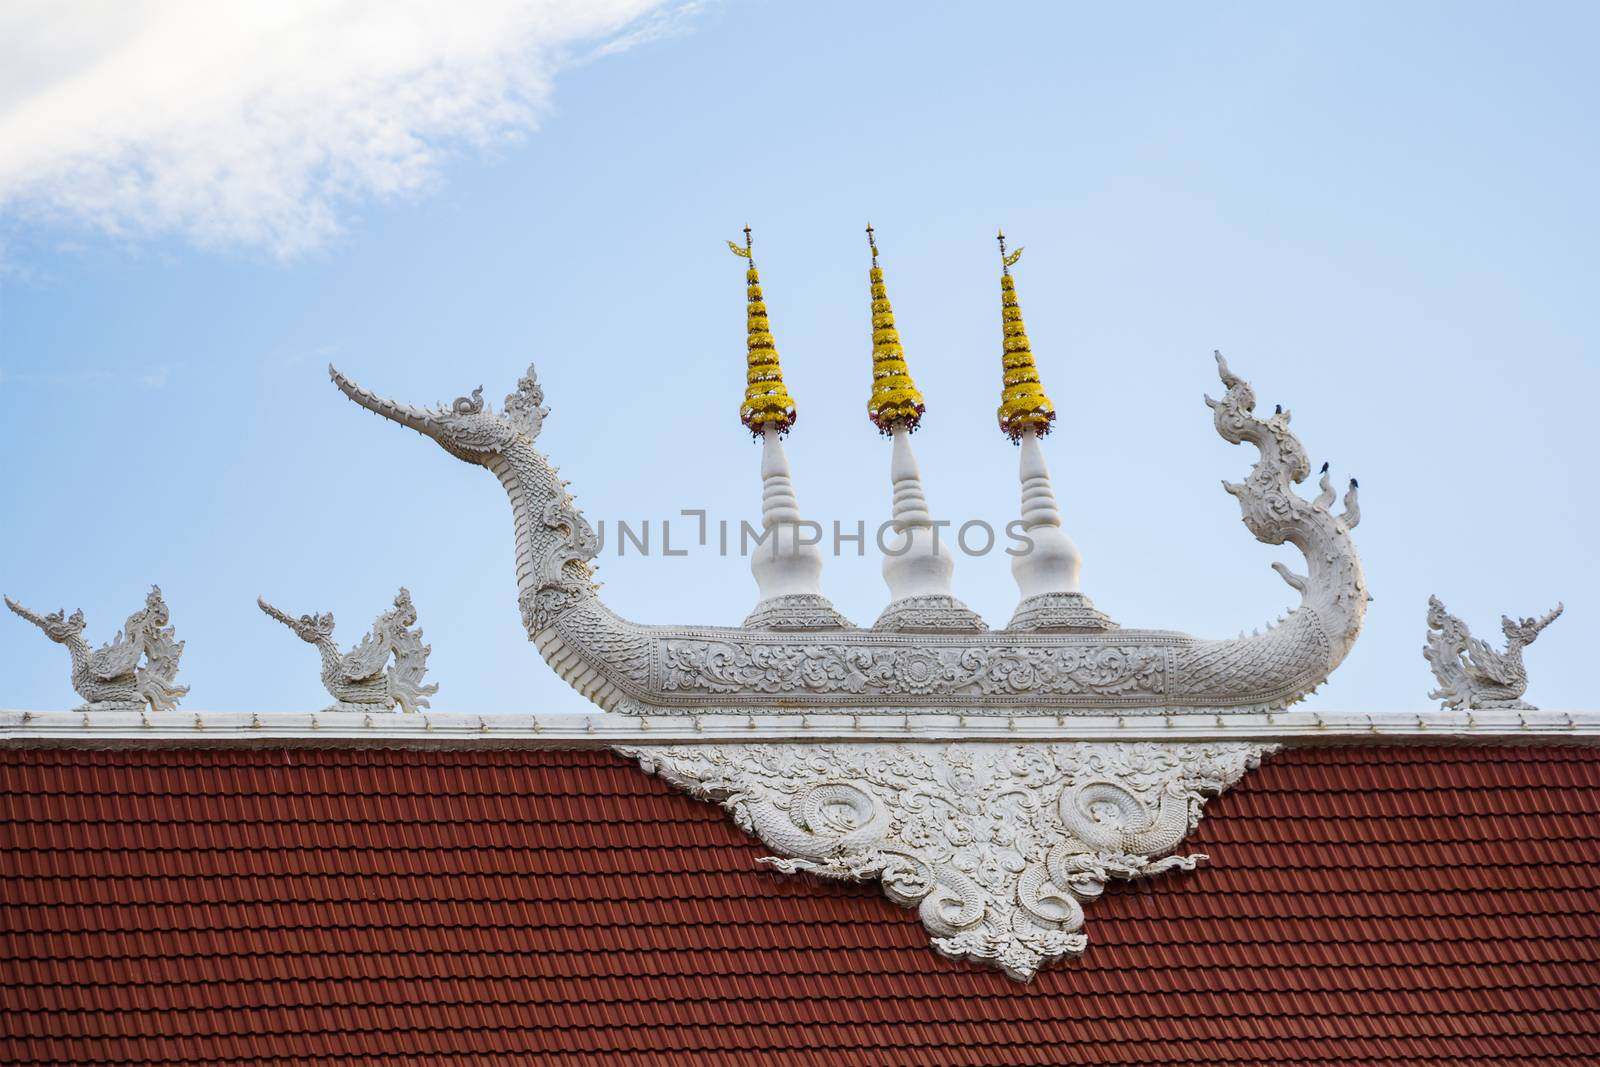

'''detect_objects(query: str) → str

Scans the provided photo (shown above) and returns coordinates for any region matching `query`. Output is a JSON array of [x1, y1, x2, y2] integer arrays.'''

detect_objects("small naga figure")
[[257, 588, 439, 713], [5, 585, 189, 712], [1424, 595, 1563, 710]]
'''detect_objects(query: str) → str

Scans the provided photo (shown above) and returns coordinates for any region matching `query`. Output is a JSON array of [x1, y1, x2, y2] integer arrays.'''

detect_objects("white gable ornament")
[[621, 739, 1271, 980]]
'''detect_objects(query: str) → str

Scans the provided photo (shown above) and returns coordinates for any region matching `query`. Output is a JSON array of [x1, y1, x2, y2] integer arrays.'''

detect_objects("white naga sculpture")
[[5, 586, 188, 712], [326, 234, 1370, 978], [1424, 595, 1562, 710], [258, 588, 438, 713]]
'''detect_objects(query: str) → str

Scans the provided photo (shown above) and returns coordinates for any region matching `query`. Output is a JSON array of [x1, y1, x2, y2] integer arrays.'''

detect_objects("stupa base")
[[1007, 592, 1119, 633], [873, 594, 989, 633], [743, 594, 856, 632]]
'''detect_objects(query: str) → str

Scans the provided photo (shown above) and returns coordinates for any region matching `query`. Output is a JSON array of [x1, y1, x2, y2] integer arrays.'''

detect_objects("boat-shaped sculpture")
[[329, 351, 1364, 717], [330, 231, 1364, 718]]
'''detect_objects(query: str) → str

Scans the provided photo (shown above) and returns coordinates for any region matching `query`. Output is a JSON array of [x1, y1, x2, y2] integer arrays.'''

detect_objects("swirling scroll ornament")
[[621, 740, 1272, 981]]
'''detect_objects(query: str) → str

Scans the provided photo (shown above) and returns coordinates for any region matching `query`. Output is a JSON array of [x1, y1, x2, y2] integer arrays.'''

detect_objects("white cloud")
[[0, 0, 684, 257]]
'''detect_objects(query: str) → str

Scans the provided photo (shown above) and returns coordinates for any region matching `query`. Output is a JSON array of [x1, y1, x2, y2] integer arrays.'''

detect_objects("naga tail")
[[384, 589, 438, 714], [137, 665, 190, 713], [1204, 351, 1366, 668], [386, 645, 438, 713], [134, 587, 188, 712], [137, 627, 189, 712]]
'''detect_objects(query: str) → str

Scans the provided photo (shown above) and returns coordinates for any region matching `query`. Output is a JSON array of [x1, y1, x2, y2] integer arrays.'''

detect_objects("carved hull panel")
[[547, 601, 1333, 714]]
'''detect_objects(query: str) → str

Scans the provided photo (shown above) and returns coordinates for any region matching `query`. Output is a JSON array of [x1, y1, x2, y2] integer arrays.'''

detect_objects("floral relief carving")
[[656, 640, 1168, 703], [621, 740, 1273, 980]]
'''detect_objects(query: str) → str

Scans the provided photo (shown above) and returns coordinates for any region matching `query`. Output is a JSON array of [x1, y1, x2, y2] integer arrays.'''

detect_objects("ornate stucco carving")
[[1005, 428, 1117, 632], [744, 426, 853, 631], [655, 634, 1168, 701], [619, 740, 1273, 980], [874, 426, 987, 633], [1009, 592, 1117, 633], [1425, 595, 1563, 710], [742, 593, 856, 632], [258, 588, 438, 712], [5, 586, 189, 712], [872, 593, 989, 634], [329, 352, 1364, 716]]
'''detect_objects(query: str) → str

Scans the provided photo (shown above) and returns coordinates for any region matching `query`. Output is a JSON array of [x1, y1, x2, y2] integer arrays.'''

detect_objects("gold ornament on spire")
[[730, 226, 797, 437], [995, 229, 1056, 441], [865, 224, 925, 435]]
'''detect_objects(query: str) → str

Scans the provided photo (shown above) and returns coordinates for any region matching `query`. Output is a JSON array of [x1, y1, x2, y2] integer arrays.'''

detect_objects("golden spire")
[[995, 229, 1055, 441], [728, 225, 797, 437], [864, 223, 925, 435]]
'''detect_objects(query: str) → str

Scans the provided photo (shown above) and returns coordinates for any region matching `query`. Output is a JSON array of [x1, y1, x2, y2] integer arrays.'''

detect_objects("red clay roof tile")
[[2, 744, 1598, 1064]]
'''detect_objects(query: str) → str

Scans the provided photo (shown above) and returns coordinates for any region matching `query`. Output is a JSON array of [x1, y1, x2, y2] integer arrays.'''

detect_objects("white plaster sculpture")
[[993, 233, 1116, 634], [257, 588, 438, 713], [874, 424, 987, 632], [1425, 595, 1562, 710], [731, 228, 853, 633], [1007, 426, 1115, 631], [744, 424, 852, 631], [864, 227, 986, 633], [621, 740, 1272, 980], [5, 586, 188, 712], [330, 351, 1364, 716]]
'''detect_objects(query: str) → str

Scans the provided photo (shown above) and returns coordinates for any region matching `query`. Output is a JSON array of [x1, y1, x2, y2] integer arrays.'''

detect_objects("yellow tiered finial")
[[729, 225, 797, 437], [865, 224, 925, 435], [995, 229, 1055, 441]]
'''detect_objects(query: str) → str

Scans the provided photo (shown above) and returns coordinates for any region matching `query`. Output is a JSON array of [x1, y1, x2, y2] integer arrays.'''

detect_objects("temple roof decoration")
[[865, 224, 926, 434], [5, 586, 187, 713], [729, 226, 797, 437], [21, 228, 1582, 995], [996, 231, 1057, 441], [329, 347, 1366, 718], [1425, 596, 1563, 710], [257, 588, 437, 714]]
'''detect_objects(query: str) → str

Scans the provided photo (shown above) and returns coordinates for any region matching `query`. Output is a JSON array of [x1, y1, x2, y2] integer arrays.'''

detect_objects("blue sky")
[[1, 1, 1594, 712]]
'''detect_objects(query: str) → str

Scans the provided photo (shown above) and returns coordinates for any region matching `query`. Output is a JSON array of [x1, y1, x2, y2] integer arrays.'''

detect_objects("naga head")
[[257, 597, 336, 644], [329, 364, 547, 465], [1502, 603, 1563, 648], [5, 597, 85, 643]]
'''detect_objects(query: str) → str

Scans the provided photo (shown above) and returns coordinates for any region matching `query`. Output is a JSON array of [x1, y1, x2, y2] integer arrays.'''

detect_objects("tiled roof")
[[2, 744, 1597, 1065]]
